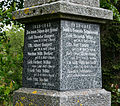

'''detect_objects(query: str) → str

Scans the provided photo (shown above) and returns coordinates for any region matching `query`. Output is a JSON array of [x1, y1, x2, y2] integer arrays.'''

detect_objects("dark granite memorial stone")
[[13, 0, 113, 105], [23, 20, 60, 90], [23, 19, 102, 91], [60, 20, 102, 90]]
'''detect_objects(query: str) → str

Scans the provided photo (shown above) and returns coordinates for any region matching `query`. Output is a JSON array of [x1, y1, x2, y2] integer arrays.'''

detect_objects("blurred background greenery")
[[0, 0, 120, 105], [0, 25, 24, 105]]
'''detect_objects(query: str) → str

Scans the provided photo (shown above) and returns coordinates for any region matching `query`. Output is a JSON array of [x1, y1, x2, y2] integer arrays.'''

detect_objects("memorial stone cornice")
[[12, 1, 113, 24]]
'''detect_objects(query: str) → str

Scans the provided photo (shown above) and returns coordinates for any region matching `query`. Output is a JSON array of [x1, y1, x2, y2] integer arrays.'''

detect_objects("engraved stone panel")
[[60, 20, 102, 90], [24, 0, 99, 8], [13, 0, 112, 104], [23, 20, 60, 90], [23, 19, 102, 90]]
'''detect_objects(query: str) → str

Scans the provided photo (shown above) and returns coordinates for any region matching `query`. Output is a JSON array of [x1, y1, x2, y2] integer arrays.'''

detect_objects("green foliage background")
[[0, 25, 24, 105], [0, 0, 120, 105], [100, 0, 120, 105]]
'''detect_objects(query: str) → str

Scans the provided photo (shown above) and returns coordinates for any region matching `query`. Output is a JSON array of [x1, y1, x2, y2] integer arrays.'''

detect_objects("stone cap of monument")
[[12, 1, 113, 24], [24, 0, 100, 8]]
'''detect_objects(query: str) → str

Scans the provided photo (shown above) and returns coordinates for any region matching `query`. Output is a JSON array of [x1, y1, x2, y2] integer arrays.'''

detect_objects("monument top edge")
[[24, 0, 100, 8], [12, 1, 113, 23]]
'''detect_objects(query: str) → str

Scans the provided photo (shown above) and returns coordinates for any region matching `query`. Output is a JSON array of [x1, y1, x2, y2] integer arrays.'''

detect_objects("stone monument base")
[[13, 88, 111, 106]]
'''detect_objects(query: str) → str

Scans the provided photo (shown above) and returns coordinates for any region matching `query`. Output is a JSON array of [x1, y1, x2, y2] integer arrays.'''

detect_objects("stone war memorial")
[[13, 0, 113, 105]]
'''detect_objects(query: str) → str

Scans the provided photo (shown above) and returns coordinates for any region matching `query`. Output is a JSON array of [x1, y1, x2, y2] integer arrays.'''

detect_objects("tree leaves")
[[0, 25, 24, 104], [0, 0, 24, 38], [100, 0, 120, 21]]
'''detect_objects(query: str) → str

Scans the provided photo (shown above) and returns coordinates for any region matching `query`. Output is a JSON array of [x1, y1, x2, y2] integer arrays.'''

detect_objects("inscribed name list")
[[23, 20, 102, 90], [60, 20, 102, 90], [23, 21, 60, 89]]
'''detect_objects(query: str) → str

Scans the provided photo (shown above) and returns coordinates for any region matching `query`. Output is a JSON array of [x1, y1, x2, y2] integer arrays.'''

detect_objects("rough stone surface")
[[23, 19, 102, 91], [12, 1, 113, 23], [60, 20, 102, 90], [13, 88, 111, 106], [24, 0, 100, 8], [23, 20, 60, 90], [13, 0, 112, 105]]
